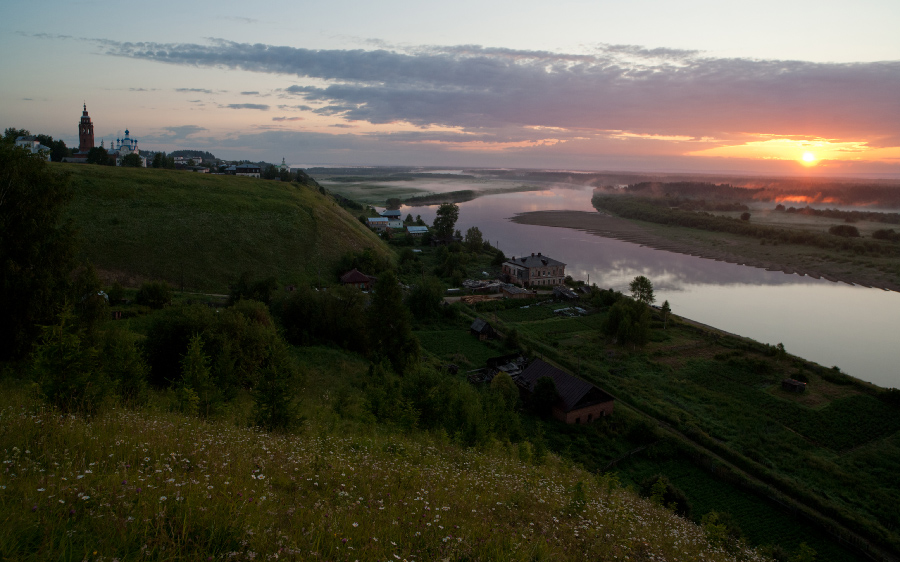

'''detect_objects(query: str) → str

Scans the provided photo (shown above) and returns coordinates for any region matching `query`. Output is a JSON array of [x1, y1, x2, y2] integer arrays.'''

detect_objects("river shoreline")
[[510, 210, 900, 293]]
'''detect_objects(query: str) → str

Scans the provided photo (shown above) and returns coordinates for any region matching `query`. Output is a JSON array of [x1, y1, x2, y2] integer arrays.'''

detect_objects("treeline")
[[624, 182, 765, 201], [778, 204, 900, 225], [593, 194, 900, 257]]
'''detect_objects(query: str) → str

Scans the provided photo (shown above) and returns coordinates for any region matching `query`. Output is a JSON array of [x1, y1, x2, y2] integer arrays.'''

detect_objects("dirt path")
[[511, 210, 900, 292]]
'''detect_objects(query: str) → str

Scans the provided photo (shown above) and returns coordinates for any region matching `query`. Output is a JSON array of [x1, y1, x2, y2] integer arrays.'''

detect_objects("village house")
[[517, 359, 614, 424], [14, 136, 51, 161], [235, 163, 261, 178], [470, 318, 498, 341], [406, 225, 428, 237], [340, 269, 376, 290], [380, 209, 403, 220], [502, 253, 566, 288]]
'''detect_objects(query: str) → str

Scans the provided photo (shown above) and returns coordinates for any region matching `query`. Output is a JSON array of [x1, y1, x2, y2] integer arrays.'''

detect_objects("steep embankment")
[[56, 164, 386, 291]]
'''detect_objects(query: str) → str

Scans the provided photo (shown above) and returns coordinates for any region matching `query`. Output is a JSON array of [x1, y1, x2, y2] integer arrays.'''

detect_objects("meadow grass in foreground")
[[0, 386, 767, 561]]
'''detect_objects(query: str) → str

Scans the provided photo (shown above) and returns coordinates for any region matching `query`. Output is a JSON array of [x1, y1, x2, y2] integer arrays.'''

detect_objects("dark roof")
[[340, 269, 375, 284], [553, 286, 579, 299], [470, 318, 493, 334], [502, 284, 531, 295], [518, 359, 613, 413], [504, 253, 566, 269], [381, 210, 402, 217]]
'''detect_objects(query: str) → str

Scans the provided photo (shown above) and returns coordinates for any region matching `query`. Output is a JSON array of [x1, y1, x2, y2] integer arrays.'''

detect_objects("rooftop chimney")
[[531, 252, 535, 257], [538, 252, 542, 256]]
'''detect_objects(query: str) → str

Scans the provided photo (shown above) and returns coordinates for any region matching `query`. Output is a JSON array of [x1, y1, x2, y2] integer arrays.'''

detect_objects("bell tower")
[[78, 103, 95, 154]]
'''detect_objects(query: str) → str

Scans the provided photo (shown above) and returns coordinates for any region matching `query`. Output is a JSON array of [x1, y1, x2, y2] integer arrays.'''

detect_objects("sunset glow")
[[802, 151, 816, 163]]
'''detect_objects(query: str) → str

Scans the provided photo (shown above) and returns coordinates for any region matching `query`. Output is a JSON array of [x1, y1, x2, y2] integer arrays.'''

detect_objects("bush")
[[828, 224, 860, 238], [640, 474, 692, 518], [31, 310, 111, 415], [135, 281, 172, 309]]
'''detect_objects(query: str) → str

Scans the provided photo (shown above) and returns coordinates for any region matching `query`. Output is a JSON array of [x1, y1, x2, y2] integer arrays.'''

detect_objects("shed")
[[553, 285, 579, 300], [501, 284, 534, 299], [782, 378, 807, 393], [517, 359, 614, 424], [470, 318, 498, 341]]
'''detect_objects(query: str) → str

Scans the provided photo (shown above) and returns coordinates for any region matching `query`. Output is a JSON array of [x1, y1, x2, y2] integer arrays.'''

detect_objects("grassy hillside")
[[0, 383, 766, 562], [55, 164, 387, 291]]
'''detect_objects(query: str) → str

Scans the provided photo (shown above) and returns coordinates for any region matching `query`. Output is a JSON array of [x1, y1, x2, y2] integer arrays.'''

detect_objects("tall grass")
[[0, 385, 766, 561]]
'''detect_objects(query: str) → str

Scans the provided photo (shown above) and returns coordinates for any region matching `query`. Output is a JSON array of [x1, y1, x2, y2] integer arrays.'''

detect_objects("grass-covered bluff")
[[0, 386, 768, 562], [57, 163, 388, 291]]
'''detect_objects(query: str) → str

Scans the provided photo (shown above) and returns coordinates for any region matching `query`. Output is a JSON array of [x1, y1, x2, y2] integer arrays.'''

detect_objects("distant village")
[[11, 103, 291, 178]]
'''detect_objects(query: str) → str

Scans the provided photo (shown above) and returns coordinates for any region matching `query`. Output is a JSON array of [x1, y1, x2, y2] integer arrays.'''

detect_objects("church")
[[62, 104, 146, 166]]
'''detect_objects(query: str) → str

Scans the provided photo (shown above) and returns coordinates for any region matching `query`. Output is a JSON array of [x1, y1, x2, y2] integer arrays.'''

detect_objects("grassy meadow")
[[56, 163, 387, 291], [0, 377, 771, 562]]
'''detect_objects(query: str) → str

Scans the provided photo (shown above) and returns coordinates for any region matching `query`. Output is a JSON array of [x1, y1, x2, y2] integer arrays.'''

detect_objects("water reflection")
[[403, 187, 900, 388]]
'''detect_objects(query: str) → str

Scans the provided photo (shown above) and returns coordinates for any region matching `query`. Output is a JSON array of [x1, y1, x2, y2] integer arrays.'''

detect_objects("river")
[[395, 183, 900, 389]]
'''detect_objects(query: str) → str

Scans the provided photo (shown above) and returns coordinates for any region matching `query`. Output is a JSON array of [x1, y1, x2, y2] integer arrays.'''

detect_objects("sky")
[[2, 0, 899, 176]]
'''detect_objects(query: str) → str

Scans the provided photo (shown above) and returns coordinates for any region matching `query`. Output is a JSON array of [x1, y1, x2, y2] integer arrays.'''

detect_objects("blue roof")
[[406, 226, 428, 233]]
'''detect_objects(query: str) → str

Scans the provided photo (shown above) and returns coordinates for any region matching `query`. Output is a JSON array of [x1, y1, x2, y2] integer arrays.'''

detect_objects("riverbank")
[[510, 210, 900, 292]]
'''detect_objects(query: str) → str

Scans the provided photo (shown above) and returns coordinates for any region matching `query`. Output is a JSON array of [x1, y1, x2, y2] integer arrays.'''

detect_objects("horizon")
[[2, 0, 898, 178]]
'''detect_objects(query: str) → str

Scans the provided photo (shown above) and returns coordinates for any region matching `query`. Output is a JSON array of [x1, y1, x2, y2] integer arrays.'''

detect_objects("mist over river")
[[398, 184, 900, 389]]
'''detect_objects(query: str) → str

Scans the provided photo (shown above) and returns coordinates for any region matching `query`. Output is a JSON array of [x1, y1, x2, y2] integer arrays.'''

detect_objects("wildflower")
[[353, 522, 359, 527], [160, 496, 167, 502], [37, 488, 45, 492]]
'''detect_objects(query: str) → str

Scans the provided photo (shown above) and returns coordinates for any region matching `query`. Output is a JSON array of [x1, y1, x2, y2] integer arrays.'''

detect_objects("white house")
[[15, 136, 51, 161]]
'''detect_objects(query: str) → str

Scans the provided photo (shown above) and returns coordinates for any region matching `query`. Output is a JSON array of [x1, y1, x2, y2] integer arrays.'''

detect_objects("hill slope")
[[56, 164, 386, 291]]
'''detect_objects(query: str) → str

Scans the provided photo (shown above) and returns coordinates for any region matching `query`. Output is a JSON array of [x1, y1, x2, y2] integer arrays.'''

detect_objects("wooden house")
[[340, 269, 377, 290], [470, 318, 498, 340], [517, 359, 614, 424]]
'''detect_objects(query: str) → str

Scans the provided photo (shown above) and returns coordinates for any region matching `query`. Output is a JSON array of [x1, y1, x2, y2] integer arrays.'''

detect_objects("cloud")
[[272, 116, 304, 121], [329, 123, 357, 128], [277, 104, 313, 111], [224, 103, 270, 110], [240, 91, 260, 95], [100, 38, 899, 158], [161, 125, 208, 139], [175, 88, 213, 94]]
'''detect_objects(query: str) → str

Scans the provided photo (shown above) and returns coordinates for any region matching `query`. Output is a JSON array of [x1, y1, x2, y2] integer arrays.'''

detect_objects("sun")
[[802, 151, 816, 163]]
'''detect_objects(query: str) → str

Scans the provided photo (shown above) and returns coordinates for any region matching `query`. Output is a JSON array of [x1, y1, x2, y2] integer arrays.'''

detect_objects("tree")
[[152, 152, 163, 168], [405, 213, 414, 223], [433, 202, 460, 238], [660, 300, 671, 329], [406, 276, 444, 318], [385, 197, 401, 210], [252, 337, 303, 431], [122, 153, 143, 167], [603, 298, 651, 348], [464, 226, 484, 252], [30, 309, 110, 415], [629, 275, 655, 305], [0, 143, 77, 360], [829, 224, 860, 238], [528, 376, 559, 418], [86, 146, 110, 165], [740, 212, 751, 221], [179, 333, 222, 417], [368, 270, 419, 373], [2, 127, 29, 144], [136, 281, 172, 309]]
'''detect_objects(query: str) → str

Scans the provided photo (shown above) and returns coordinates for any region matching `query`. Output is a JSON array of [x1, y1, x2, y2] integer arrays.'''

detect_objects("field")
[[56, 163, 387, 291], [456, 297, 900, 560]]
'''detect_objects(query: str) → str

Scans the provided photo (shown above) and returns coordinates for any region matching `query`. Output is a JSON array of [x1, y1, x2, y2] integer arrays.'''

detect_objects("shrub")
[[30, 310, 111, 415], [828, 224, 860, 238], [135, 281, 172, 309]]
